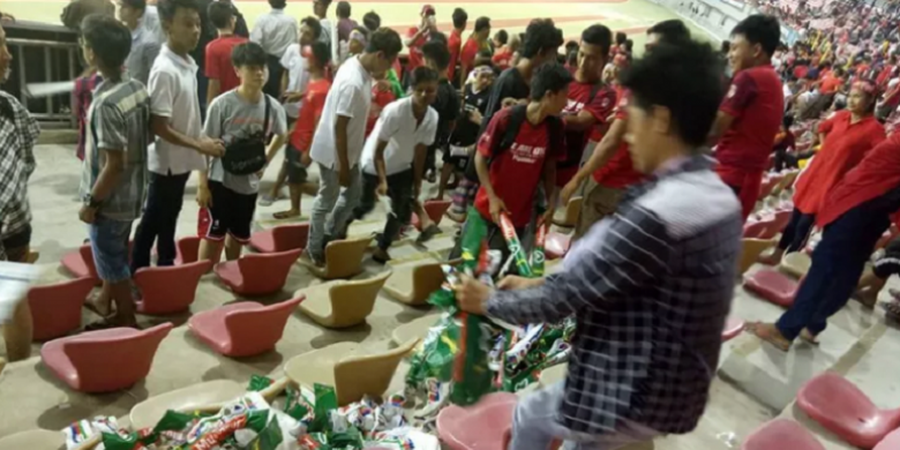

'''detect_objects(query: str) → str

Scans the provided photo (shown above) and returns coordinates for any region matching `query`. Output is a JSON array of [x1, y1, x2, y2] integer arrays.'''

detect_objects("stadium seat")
[[296, 270, 392, 328], [411, 199, 452, 231], [738, 238, 777, 275], [130, 379, 245, 431], [743, 219, 773, 239], [758, 209, 792, 239], [722, 316, 745, 342], [545, 232, 571, 260], [743, 269, 799, 307], [61, 244, 99, 282], [740, 419, 824, 450], [757, 175, 781, 200], [0, 429, 64, 450], [40, 323, 172, 393], [188, 296, 304, 357], [391, 313, 441, 345], [214, 248, 303, 296], [780, 252, 811, 278], [134, 260, 212, 315], [437, 392, 519, 450], [283, 338, 418, 406], [27, 277, 95, 341], [248, 222, 310, 253], [383, 259, 457, 305], [553, 196, 582, 228], [874, 428, 900, 450], [175, 236, 201, 265], [298, 236, 373, 280], [797, 372, 900, 449]]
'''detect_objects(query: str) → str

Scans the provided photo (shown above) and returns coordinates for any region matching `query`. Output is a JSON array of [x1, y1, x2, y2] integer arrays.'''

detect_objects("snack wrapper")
[[499, 213, 533, 278], [64, 416, 120, 449], [531, 221, 548, 277], [248, 374, 275, 392]]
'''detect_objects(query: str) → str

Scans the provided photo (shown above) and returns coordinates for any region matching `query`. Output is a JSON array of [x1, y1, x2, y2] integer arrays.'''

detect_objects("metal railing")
[[7, 36, 80, 129]]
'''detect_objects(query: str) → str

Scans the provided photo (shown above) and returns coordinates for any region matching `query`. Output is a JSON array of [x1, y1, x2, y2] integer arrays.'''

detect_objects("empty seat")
[[189, 296, 304, 357], [722, 316, 745, 342], [743, 220, 773, 239], [411, 200, 451, 231], [130, 380, 245, 430], [874, 428, 900, 450], [284, 338, 418, 406], [61, 244, 99, 282], [27, 277, 95, 341], [391, 314, 441, 345], [175, 236, 201, 265], [298, 236, 373, 280], [545, 232, 571, 260], [249, 222, 310, 254], [134, 260, 212, 315], [296, 270, 392, 328], [214, 248, 303, 296], [738, 238, 777, 275], [757, 175, 781, 200], [780, 252, 811, 278], [797, 372, 900, 449], [553, 196, 582, 228], [740, 419, 824, 450], [383, 259, 455, 305], [759, 209, 793, 239], [40, 323, 172, 393], [0, 429, 64, 450], [436, 392, 518, 450], [743, 269, 798, 307]]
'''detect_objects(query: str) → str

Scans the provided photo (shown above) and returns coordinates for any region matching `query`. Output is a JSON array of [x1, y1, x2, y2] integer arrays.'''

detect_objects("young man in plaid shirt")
[[457, 39, 742, 449]]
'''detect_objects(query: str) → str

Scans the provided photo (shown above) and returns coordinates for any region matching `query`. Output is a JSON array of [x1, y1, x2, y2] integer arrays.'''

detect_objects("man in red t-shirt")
[[709, 14, 784, 221], [471, 64, 571, 260], [205, 2, 248, 102], [272, 42, 331, 219], [405, 4, 436, 71], [448, 8, 467, 86], [460, 16, 491, 86]]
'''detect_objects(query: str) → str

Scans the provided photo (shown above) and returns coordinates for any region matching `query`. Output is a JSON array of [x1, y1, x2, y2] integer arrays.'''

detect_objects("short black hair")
[[615, 31, 627, 45], [362, 11, 380, 31], [231, 41, 268, 67], [208, 1, 233, 29], [582, 24, 612, 56], [158, 0, 200, 23], [530, 63, 573, 101], [565, 40, 578, 53], [366, 27, 403, 59], [782, 113, 794, 129], [495, 29, 508, 46], [647, 19, 690, 45], [474, 17, 491, 33], [411, 66, 439, 86], [430, 31, 447, 44], [336, 1, 351, 18], [731, 14, 780, 57], [310, 41, 331, 66], [422, 39, 451, 70], [121, 0, 147, 11], [301, 16, 323, 39], [452, 8, 468, 29], [81, 14, 132, 74], [625, 39, 633, 52], [620, 39, 724, 147], [720, 39, 730, 53], [521, 18, 564, 59], [268, 0, 287, 9]]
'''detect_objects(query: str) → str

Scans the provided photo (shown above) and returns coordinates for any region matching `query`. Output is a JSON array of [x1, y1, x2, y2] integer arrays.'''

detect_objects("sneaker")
[[416, 224, 441, 244], [372, 247, 391, 264], [300, 249, 325, 267]]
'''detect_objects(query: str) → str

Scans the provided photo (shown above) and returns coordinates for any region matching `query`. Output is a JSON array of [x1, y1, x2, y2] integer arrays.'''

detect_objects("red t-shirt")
[[819, 74, 842, 94], [492, 47, 514, 70], [592, 91, 644, 189], [205, 35, 249, 95], [291, 79, 332, 151], [406, 27, 428, 70], [716, 65, 784, 172], [877, 64, 895, 86], [559, 80, 616, 185], [460, 38, 480, 77], [366, 84, 397, 136], [474, 108, 563, 227], [793, 65, 809, 80], [448, 29, 463, 81]]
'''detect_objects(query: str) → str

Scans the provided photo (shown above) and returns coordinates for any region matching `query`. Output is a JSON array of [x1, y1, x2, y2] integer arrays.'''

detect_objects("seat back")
[[224, 296, 305, 356], [134, 260, 213, 314], [797, 372, 884, 445], [28, 277, 96, 341], [237, 249, 303, 294], [740, 419, 824, 450], [780, 252, 811, 278], [333, 338, 418, 405], [738, 238, 777, 275], [770, 210, 792, 235], [322, 236, 374, 279], [412, 262, 452, 304], [272, 223, 311, 252], [757, 176, 779, 200], [328, 270, 392, 327], [743, 220, 772, 239], [437, 392, 519, 450], [423, 200, 451, 227], [554, 196, 582, 227], [79, 244, 99, 278], [64, 323, 173, 392], [177, 236, 201, 264]]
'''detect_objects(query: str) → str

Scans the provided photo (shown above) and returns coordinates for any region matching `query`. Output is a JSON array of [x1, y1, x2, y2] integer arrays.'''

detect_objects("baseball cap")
[[421, 4, 435, 16]]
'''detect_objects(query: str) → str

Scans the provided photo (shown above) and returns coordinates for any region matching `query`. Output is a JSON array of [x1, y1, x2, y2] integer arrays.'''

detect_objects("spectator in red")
[[492, 30, 508, 53], [448, 7, 467, 86], [205, 1, 247, 102], [491, 32, 519, 70], [818, 66, 843, 95], [877, 54, 896, 87], [366, 73, 397, 137], [405, 4, 436, 71], [709, 15, 784, 221], [460, 17, 491, 86]]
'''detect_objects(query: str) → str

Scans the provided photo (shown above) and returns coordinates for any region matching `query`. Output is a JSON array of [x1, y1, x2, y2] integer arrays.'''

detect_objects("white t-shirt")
[[362, 97, 438, 176], [280, 43, 309, 118], [310, 56, 372, 170], [148, 44, 206, 175]]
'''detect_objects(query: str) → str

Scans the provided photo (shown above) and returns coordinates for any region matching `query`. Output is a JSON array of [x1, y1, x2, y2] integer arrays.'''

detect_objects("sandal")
[[880, 299, 900, 319], [416, 225, 441, 244], [799, 328, 820, 345], [745, 321, 792, 352], [83, 298, 113, 318], [273, 210, 301, 220]]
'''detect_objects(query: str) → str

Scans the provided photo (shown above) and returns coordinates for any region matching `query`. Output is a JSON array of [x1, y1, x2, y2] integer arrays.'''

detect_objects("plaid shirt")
[[487, 155, 742, 436], [0, 91, 40, 260]]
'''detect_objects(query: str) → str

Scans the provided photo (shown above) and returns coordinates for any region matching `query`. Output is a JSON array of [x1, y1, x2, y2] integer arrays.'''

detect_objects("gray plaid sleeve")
[[95, 103, 127, 151]]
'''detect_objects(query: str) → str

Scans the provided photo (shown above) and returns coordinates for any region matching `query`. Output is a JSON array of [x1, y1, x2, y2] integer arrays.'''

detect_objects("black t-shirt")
[[481, 67, 530, 131], [431, 79, 461, 149], [451, 84, 492, 147]]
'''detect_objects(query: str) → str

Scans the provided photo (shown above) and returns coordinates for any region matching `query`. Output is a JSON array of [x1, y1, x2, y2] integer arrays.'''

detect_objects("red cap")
[[421, 4, 435, 16]]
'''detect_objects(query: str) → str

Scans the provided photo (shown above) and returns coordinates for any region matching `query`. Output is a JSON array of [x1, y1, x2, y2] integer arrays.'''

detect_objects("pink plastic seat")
[[214, 249, 303, 296], [757, 176, 780, 200], [741, 419, 824, 450], [249, 223, 310, 253], [61, 244, 99, 282], [743, 268, 798, 307], [874, 428, 900, 450], [545, 232, 571, 260], [797, 373, 900, 449], [27, 277, 95, 341], [176, 236, 201, 265], [437, 392, 518, 450], [759, 210, 792, 239], [412, 200, 452, 231], [134, 260, 213, 315], [722, 316, 745, 342], [188, 296, 304, 357], [40, 323, 173, 393], [743, 220, 773, 239]]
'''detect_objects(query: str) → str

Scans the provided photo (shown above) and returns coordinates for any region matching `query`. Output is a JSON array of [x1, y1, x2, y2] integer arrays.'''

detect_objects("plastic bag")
[[531, 220, 548, 277]]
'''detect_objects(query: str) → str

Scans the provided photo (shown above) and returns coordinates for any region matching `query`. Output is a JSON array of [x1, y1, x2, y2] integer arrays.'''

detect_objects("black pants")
[[353, 169, 414, 250], [131, 171, 190, 271], [264, 53, 284, 100], [873, 236, 900, 279], [777, 208, 815, 252]]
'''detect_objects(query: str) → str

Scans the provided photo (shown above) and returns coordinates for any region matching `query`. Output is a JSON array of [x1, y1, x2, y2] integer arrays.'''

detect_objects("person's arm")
[[335, 115, 352, 186], [280, 70, 289, 99], [708, 111, 737, 146], [541, 151, 557, 224], [404, 26, 426, 47], [563, 109, 600, 131], [149, 70, 224, 156], [413, 143, 427, 196], [80, 104, 127, 223], [265, 102, 289, 164], [560, 117, 627, 205], [206, 79, 221, 105], [373, 139, 390, 194], [709, 71, 758, 145]]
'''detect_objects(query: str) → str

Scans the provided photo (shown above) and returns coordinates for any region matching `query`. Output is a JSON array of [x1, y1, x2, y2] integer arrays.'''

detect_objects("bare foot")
[[273, 209, 301, 220], [745, 322, 791, 352], [854, 287, 879, 309], [84, 295, 113, 318], [800, 328, 820, 345]]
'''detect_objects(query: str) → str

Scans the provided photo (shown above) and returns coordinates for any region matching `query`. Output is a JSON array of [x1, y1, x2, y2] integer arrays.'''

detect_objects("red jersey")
[[474, 108, 563, 227], [205, 35, 249, 95], [877, 64, 894, 86], [406, 26, 428, 70], [366, 83, 396, 136], [290, 79, 332, 151], [559, 80, 616, 186], [592, 92, 644, 189], [492, 47, 514, 70], [448, 29, 463, 82], [819, 74, 842, 94], [717, 65, 784, 172], [794, 111, 886, 215], [460, 38, 481, 77]]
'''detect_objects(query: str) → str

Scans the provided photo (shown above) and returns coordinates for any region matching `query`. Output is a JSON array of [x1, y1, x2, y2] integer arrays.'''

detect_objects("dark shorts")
[[204, 181, 257, 243], [1, 223, 32, 262], [443, 144, 472, 169], [285, 144, 309, 184]]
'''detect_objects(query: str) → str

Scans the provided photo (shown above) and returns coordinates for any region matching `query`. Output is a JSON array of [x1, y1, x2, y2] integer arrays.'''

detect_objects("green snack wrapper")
[[531, 221, 548, 277], [330, 425, 364, 449], [244, 412, 284, 450], [285, 385, 314, 422], [101, 409, 198, 450], [248, 374, 275, 392], [310, 383, 338, 433], [299, 432, 332, 450], [405, 313, 460, 386], [499, 213, 533, 277]]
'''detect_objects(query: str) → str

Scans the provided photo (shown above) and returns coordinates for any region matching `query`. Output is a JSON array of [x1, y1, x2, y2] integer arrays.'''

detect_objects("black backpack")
[[222, 96, 271, 175]]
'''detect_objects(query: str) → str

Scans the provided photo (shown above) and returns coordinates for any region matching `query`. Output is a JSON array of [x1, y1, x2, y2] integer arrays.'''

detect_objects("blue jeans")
[[89, 216, 134, 283], [776, 208, 815, 253], [307, 164, 362, 260]]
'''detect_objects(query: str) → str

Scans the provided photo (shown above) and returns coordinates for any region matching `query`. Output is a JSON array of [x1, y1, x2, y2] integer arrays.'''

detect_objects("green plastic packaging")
[[310, 383, 338, 433], [531, 221, 548, 277], [248, 374, 275, 392]]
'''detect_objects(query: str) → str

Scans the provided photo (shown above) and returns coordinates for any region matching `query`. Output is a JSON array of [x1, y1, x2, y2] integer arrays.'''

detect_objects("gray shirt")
[[249, 8, 299, 58], [203, 90, 287, 194], [126, 25, 161, 86]]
